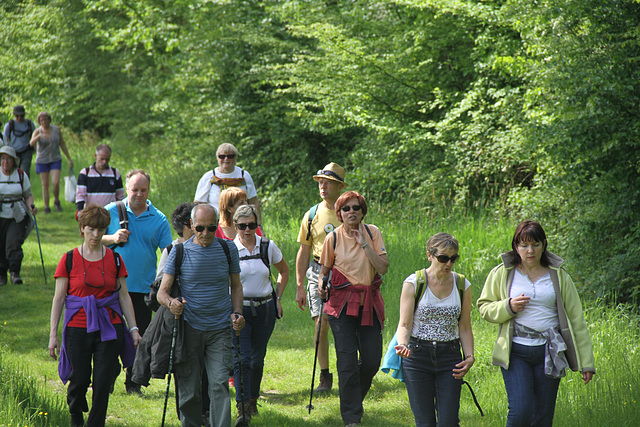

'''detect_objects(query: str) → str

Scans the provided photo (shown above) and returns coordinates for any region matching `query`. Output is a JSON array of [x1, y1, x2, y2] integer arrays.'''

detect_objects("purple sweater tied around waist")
[[58, 292, 136, 384]]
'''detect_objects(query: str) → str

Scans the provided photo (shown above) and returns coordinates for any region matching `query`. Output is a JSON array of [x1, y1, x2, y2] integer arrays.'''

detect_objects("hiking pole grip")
[[321, 276, 329, 303]]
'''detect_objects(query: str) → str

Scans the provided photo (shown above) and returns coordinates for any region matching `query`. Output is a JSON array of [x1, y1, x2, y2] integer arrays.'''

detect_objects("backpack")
[[114, 200, 128, 247], [8, 119, 35, 142], [305, 203, 320, 241], [238, 237, 281, 318], [414, 269, 466, 318], [145, 238, 233, 311], [65, 249, 122, 285]]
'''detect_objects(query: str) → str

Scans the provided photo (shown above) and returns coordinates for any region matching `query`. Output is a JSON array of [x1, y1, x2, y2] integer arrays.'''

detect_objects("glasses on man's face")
[[218, 154, 236, 160], [235, 222, 258, 230], [15, 114, 24, 119], [341, 205, 362, 212], [432, 253, 460, 264], [195, 224, 217, 233]]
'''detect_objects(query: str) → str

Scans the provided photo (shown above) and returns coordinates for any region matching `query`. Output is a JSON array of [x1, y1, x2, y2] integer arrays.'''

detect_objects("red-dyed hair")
[[334, 191, 367, 223]]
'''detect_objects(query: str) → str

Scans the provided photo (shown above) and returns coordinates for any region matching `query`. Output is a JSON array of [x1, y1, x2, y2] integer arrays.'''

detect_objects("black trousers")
[[0, 217, 28, 274], [66, 324, 124, 427]]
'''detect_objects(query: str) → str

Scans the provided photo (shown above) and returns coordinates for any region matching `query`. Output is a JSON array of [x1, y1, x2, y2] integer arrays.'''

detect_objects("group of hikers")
[[1, 106, 596, 427]]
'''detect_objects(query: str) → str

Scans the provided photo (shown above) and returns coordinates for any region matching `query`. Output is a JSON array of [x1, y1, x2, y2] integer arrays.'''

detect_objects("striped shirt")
[[76, 164, 125, 210], [164, 237, 241, 332]]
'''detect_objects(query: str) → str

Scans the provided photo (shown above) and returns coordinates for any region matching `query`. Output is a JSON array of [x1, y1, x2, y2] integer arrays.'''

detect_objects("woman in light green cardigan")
[[477, 220, 595, 427]]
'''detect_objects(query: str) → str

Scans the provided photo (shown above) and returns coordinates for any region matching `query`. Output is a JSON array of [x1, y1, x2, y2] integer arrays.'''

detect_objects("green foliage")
[[1, 0, 639, 301]]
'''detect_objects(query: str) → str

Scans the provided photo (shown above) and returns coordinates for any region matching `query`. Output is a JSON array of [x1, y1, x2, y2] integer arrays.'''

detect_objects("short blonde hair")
[[216, 143, 239, 157]]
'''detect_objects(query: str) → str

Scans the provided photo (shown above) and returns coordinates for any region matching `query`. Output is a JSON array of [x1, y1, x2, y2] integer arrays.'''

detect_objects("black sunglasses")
[[341, 205, 362, 212], [432, 253, 460, 264], [316, 169, 344, 182], [218, 154, 236, 160], [195, 224, 217, 233], [236, 222, 258, 230]]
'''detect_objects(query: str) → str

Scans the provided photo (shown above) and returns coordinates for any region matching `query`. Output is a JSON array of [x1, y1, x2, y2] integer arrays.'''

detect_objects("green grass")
[[1, 139, 639, 425]]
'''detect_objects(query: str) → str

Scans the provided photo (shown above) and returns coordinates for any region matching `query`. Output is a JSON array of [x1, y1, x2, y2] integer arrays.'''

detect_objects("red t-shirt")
[[54, 247, 129, 328]]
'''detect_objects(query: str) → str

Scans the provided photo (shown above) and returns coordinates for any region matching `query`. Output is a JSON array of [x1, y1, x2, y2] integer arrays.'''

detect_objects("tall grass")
[[1, 135, 638, 425]]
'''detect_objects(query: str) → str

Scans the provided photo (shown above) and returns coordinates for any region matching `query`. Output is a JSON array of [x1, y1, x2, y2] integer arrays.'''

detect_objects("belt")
[[410, 337, 459, 347], [242, 295, 273, 307]]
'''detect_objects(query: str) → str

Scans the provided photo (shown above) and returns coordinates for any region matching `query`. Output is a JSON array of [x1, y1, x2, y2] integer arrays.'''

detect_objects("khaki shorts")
[[306, 259, 331, 318]]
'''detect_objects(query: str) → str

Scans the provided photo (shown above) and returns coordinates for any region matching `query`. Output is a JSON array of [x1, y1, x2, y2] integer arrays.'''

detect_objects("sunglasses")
[[236, 222, 258, 230], [341, 205, 362, 212], [195, 224, 217, 233], [218, 154, 236, 160], [432, 253, 460, 264], [316, 169, 344, 182]]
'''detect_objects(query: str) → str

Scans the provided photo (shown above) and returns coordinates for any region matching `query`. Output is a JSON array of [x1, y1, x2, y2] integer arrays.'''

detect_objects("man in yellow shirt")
[[296, 163, 346, 393]]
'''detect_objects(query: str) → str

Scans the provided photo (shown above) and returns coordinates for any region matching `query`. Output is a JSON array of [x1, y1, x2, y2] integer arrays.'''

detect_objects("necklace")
[[80, 244, 106, 288]]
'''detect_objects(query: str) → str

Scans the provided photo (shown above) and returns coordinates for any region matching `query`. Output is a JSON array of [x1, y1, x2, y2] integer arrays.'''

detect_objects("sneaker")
[[70, 412, 84, 427], [10, 272, 22, 285], [314, 372, 333, 394], [54, 200, 63, 212]]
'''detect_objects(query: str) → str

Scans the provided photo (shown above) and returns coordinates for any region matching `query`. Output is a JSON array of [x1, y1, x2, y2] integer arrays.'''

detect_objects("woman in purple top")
[[48, 204, 140, 427]]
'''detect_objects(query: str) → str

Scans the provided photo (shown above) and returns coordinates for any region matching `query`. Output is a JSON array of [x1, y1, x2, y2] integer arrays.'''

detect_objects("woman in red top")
[[48, 204, 141, 427], [318, 191, 389, 427]]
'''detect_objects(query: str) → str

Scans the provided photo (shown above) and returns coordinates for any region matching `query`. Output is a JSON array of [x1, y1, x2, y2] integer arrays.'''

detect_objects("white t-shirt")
[[234, 235, 283, 298], [193, 166, 257, 212], [404, 272, 471, 341], [510, 268, 559, 346], [0, 169, 31, 219]]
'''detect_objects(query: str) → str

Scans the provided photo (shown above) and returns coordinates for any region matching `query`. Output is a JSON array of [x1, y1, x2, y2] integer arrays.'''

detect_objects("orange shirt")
[[320, 223, 386, 286]]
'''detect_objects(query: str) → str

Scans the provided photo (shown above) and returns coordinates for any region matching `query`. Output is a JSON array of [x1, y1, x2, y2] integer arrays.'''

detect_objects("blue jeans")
[[65, 324, 124, 427], [233, 298, 276, 402], [501, 342, 561, 427], [175, 322, 234, 427], [328, 306, 383, 425], [403, 337, 462, 427]]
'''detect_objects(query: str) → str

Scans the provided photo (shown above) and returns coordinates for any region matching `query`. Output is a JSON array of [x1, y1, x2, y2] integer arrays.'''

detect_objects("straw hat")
[[313, 162, 347, 186]]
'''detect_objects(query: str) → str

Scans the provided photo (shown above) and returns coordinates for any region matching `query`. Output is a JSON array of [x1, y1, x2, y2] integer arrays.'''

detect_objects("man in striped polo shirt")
[[75, 144, 125, 212]]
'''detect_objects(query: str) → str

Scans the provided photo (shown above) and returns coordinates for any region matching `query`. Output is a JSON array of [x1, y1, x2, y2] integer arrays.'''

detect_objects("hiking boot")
[[248, 398, 259, 416], [70, 412, 84, 427], [126, 384, 142, 395], [314, 372, 333, 394], [54, 200, 63, 212], [10, 272, 22, 285], [44, 206, 51, 214], [235, 402, 251, 426]]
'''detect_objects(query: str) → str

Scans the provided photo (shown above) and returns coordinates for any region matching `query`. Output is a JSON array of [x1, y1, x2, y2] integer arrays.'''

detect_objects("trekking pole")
[[31, 206, 46, 284], [307, 276, 328, 414], [235, 316, 247, 427], [162, 299, 181, 427]]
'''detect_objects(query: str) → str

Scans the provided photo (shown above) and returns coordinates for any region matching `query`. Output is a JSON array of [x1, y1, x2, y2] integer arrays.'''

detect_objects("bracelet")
[[233, 311, 242, 316], [130, 326, 139, 333], [465, 354, 475, 360], [361, 242, 368, 249], [276, 296, 281, 300]]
